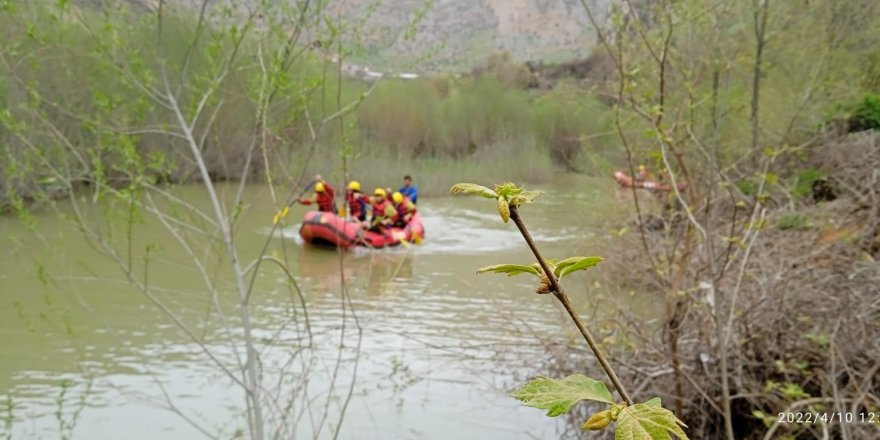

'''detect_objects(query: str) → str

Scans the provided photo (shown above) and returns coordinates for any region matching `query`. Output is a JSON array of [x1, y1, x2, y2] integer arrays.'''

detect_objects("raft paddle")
[[273, 179, 315, 224], [391, 230, 411, 248], [293, 179, 317, 203]]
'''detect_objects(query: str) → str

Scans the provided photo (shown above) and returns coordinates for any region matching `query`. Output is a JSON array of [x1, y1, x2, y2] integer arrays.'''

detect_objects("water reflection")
[[296, 247, 414, 298]]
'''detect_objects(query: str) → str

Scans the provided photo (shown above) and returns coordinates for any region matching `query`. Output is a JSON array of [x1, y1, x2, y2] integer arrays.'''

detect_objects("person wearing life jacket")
[[399, 175, 418, 204], [370, 188, 397, 232], [634, 164, 649, 182], [298, 174, 335, 212], [391, 191, 416, 227], [345, 181, 369, 222]]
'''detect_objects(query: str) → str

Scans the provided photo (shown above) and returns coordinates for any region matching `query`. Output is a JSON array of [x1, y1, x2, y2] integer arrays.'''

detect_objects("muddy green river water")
[[1, 175, 638, 439]]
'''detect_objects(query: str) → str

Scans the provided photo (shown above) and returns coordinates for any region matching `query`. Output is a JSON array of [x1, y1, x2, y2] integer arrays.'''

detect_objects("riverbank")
[[0, 2, 620, 212], [535, 130, 880, 438]]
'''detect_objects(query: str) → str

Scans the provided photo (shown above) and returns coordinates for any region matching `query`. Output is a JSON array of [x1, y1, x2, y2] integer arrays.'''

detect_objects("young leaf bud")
[[581, 409, 613, 431]]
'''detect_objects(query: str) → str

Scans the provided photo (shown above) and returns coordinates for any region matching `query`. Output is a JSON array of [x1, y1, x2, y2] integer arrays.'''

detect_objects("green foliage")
[[752, 410, 776, 428], [513, 378, 688, 440], [475, 263, 540, 277], [615, 398, 688, 440], [555, 256, 604, 278], [0, 0, 360, 210], [765, 381, 811, 400], [476, 257, 604, 286], [494, 182, 543, 207], [497, 196, 511, 222], [806, 332, 830, 347], [449, 183, 497, 199], [450, 181, 542, 223], [791, 169, 825, 200], [736, 179, 759, 197], [848, 94, 880, 131], [357, 76, 533, 158], [511, 375, 613, 417], [532, 84, 617, 170], [583, 408, 615, 430], [777, 214, 808, 230]]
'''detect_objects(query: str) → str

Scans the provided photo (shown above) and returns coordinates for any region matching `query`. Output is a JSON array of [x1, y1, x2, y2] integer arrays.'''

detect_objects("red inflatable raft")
[[613, 170, 688, 192], [298, 211, 425, 249]]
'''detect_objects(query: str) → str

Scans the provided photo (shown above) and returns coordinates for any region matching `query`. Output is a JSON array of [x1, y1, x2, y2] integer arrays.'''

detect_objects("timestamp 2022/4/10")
[[778, 411, 878, 424]]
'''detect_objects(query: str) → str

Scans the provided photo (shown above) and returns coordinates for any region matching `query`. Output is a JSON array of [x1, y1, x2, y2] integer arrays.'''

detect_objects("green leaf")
[[511, 374, 614, 417], [615, 398, 688, 440], [497, 197, 510, 223], [752, 410, 775, 428], [450, 183, 498, 199], [494, 182, 523, 198], [582, 409, 614, 431], [476, 264, 541, 278], [509, 190, 543, 206], [555, 256, 604, 278]]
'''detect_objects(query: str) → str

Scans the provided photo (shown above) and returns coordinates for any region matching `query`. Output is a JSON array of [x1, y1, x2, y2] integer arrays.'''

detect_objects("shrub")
[[533, 84, 613, 171], [736, 178, 759, 196], [791, 168, 825, 200], [847, 93, 880, 132], [777, 214, 809, 230]]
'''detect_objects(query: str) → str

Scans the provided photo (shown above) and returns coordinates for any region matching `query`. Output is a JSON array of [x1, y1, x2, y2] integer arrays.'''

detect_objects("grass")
[[777, 213, 809, 230], [1, 0, 621, 211], [300, 140, 556, 197]]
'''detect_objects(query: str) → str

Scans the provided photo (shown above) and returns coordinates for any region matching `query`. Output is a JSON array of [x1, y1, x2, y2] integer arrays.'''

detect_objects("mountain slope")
[[327, 0, 608, 70]]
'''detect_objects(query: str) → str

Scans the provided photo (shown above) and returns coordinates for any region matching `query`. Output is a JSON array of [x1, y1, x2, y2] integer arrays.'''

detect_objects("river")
[[0, 175, 633, 439]]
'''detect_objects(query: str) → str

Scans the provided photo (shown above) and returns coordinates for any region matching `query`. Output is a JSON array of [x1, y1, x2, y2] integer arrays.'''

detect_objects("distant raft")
[[613, 170, 688, 192], [298, 211, 425, 249]]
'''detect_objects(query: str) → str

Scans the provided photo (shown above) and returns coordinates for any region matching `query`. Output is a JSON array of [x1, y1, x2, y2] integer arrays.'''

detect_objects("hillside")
[[100, 0, 607, 71], [328, 0, 607, 70]]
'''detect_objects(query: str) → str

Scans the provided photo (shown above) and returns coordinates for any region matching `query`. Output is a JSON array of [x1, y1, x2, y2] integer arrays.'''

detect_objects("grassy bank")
[[0, 1, 624, 211]]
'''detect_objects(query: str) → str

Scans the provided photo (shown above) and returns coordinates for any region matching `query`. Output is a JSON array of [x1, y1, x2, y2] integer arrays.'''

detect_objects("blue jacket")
[[399, 185, 418, 204]]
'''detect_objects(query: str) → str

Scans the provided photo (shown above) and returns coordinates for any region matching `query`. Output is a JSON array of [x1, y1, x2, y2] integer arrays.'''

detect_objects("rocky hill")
[[327, 0, 608, 70], [93, 0, 607, 71]]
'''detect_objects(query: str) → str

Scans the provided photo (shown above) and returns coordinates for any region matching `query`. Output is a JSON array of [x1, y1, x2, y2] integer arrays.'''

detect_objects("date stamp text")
[[778, 412, 878, 424]]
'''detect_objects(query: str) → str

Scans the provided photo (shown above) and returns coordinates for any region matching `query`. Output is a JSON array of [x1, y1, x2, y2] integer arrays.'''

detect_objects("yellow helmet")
[[392, 192, 404, 204], [373, 188, 386, 198], [347, 181, 361, 191], [638, 164, 646, 171], [315, 182, 325, 192]]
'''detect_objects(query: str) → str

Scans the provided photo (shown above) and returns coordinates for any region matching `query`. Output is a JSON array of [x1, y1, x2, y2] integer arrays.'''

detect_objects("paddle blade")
[[391, 231, 411, 248]]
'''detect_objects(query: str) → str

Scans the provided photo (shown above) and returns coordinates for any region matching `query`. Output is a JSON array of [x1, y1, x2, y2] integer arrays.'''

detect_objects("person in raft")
[[298, 174, 335, 213], [369, 188, 398, 232], [392, 191, 416, 227], [634, 164, 652, 182], [399, 175, 418, 204], [345, 181, 369, 222]]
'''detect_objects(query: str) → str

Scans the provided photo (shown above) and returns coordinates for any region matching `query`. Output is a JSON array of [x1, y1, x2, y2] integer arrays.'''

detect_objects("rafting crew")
[[300, 174, 420, 229]]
